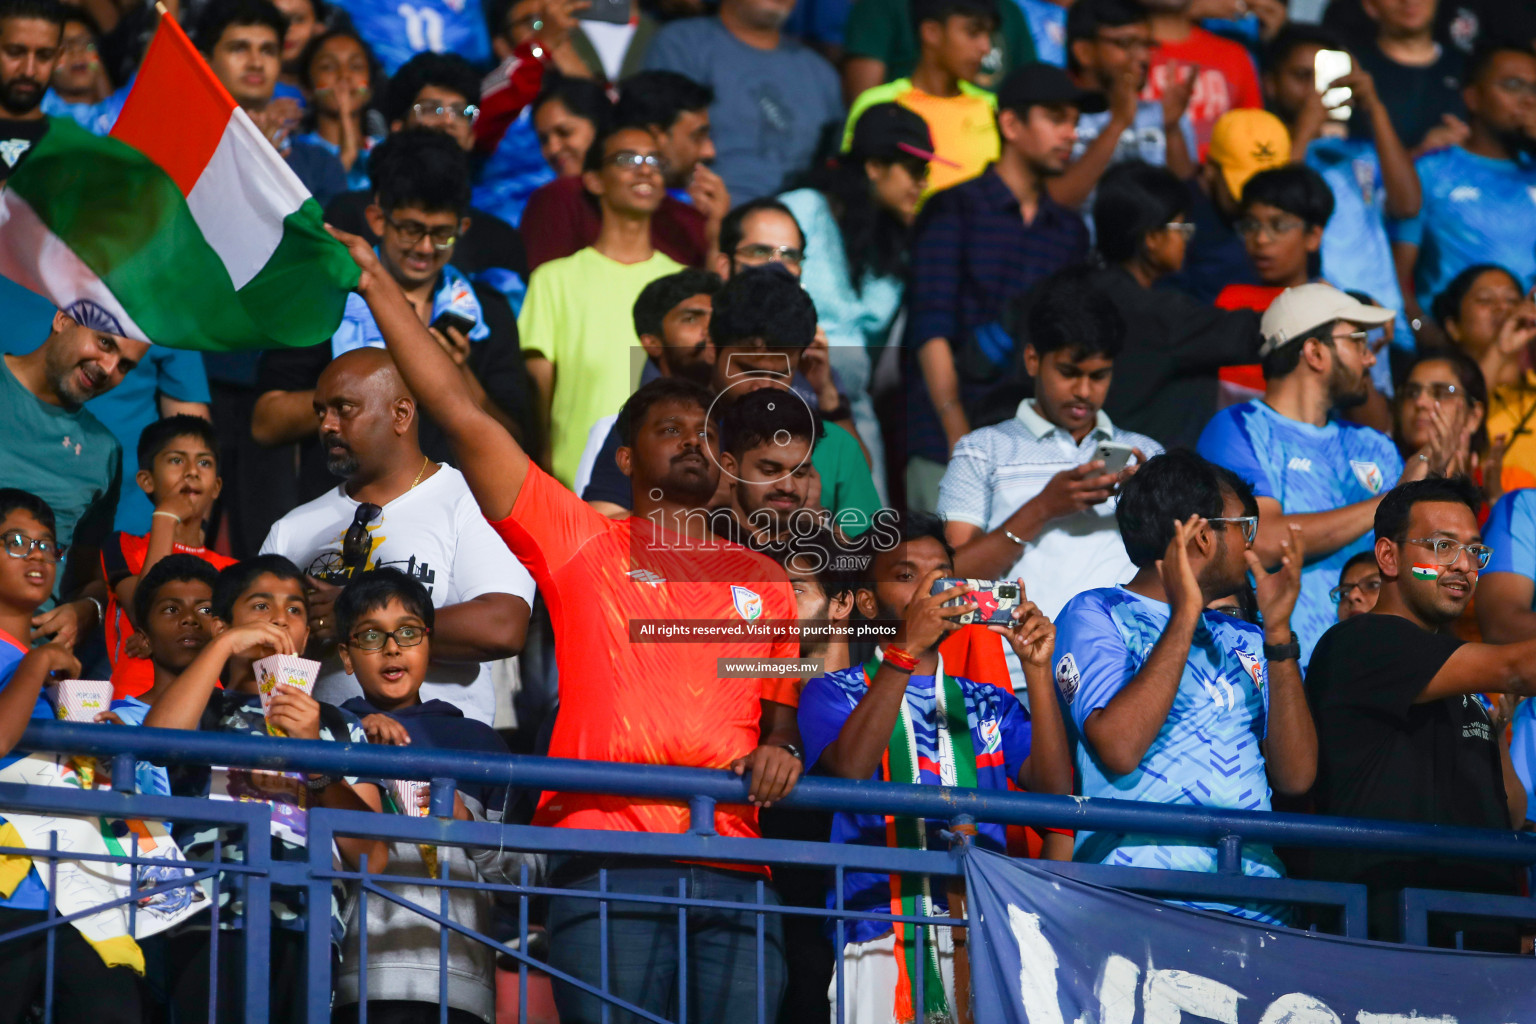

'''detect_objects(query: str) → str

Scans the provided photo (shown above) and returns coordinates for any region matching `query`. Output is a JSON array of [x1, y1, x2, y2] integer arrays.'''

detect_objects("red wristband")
[[883, 645, 919, 672]]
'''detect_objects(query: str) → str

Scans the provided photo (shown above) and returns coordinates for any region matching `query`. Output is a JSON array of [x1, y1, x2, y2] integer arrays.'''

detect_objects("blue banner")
[[963, 848, 1534, 1022]]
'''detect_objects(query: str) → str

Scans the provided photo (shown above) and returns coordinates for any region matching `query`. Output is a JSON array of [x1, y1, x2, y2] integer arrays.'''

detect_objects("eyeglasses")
[[342, 503, 382, 570], [1365, 325, 1390, 354], [734, 244, 805, 268], [1401, 381, 1463, 403], [1162, 221, 1196, 240], [1407, 537, 1493, 569], [1208, 516, 1258, 545], [1329, 574, 1382, 604], [1235, 215, 1304, 240], [606, 151, 667, 174], [2, 530, 64, 563], [383, 214, 458, 251], [348, 624, 431, 651], [410, 101, 478, 123], [1494, 77, 1536, 98]]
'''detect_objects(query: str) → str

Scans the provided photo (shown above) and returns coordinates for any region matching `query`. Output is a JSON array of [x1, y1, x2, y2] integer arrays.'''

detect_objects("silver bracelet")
[[82, 595, 103, 625], [1003, 529, 1026, 547]]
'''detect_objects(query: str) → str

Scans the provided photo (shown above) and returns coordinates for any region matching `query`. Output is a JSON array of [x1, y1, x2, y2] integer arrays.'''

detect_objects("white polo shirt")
[[937, 400, 1163, 693]]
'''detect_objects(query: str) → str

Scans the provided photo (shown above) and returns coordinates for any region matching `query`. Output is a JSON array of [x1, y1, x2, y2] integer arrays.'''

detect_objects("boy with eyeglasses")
[[1198, 284, 1449, 669], [518, 123, 685, 486], [254, 128, 536, 509], [0, 488, 150, 1024], [1306, 477, 1536, 950], [329, 568, 538, 1024]]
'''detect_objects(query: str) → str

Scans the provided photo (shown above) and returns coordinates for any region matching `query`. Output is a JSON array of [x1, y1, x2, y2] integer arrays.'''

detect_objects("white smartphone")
[[1095, 442, 1136, 476], [1315, 49, 1353, 121]]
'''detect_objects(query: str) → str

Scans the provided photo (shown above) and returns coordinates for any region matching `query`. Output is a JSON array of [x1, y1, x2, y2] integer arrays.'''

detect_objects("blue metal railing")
[[0, 718, 1533, 1023]]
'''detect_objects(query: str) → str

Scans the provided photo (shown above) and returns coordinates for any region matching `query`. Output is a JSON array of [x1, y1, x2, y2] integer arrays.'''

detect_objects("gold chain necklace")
[[410, 454, 431, 489]]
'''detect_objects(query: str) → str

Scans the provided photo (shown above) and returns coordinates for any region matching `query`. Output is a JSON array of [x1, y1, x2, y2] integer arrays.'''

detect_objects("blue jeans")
[[546, 859, 786, 1024]]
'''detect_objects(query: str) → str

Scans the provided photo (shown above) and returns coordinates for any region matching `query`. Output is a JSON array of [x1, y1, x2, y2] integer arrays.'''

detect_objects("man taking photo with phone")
[[937, 268, 1160, 693]]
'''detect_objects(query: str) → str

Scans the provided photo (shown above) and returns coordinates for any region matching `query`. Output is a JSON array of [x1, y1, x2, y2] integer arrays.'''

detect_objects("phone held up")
[[1315, 49, 1353, 122], [930, 578, 1021, 626]]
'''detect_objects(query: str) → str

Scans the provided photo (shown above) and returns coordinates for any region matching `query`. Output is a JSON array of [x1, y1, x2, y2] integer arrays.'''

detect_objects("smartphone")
[[580, 0, 631, 24], [431, 309, 477, 336], [931, 578, 1021, 626], [1095, 441, 1136, 477], [1315, 49, 1353, 121]]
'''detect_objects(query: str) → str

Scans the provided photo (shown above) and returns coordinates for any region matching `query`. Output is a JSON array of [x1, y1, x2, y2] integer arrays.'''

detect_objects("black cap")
[[995, 62, 1108, 116], [849, 102, 952, 166]]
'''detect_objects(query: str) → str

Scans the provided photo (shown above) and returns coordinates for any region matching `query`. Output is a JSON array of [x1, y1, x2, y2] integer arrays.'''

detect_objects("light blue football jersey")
[[1198, 399, 1402, 667], [1390, 146, 1536, 308], [1055, 587, 1285, 925]]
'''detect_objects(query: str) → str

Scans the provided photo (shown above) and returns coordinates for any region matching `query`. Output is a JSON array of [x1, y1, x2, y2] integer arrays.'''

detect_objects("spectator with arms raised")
[[1054, 449, 1315, 924], [799, 512, 1072, 1024], [328, 225, 805, 1023]]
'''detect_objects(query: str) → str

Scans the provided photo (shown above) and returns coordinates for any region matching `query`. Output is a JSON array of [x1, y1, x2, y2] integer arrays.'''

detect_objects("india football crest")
[[1350, 460, 1385, 494], [731, 586, 763, 621]]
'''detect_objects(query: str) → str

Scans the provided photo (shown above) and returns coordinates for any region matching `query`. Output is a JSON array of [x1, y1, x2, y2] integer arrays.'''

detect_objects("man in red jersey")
[[328, 226, 804, 1023]]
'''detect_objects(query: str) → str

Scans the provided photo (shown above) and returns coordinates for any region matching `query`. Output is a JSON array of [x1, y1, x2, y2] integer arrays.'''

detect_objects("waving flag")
[[0, 14, 357, 350]]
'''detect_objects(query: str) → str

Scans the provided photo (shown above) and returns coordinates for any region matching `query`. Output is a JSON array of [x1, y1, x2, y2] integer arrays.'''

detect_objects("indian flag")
[[0, 14, 357, 350], [1410, 564, 1439, 581]]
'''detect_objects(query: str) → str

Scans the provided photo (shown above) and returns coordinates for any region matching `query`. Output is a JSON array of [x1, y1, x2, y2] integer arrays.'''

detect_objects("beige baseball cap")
[[1258, 283, 1396, 357]]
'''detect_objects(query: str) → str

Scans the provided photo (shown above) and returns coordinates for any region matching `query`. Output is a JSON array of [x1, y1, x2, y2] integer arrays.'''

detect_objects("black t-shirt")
[[0, 117, 48, 180], [1354, 44, 1467, 152], [1305, 613, 1517, 898]]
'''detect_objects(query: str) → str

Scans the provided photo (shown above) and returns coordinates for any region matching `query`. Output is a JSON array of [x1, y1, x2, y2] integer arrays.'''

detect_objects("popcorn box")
[[49, 679, 114, 723], [251, 655, 321, 736], [390, 779, 430, 817]]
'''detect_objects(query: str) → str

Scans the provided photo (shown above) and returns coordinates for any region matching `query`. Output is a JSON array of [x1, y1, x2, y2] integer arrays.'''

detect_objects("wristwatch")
[[778, 743, 804, 763], [1263, 630, 1301, 662]]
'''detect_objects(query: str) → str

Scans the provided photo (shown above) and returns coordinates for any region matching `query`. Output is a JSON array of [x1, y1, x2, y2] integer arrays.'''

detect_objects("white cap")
[[1258, 283, 1395, 357]]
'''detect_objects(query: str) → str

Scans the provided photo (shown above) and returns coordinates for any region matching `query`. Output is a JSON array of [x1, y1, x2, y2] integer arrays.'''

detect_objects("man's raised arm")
[[329, 227, 530, 521]]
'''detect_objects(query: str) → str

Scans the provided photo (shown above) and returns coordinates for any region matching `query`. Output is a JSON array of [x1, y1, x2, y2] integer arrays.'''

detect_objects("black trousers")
[[0, 905, 145, 1024]]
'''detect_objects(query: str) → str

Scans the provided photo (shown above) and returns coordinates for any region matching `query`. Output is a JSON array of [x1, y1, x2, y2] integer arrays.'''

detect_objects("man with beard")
[[258, 347, 534, 725], [329, 223, 805, 1020], [1307, 476, 1536, 949], [0, 0, 62, 178], [1198, 284, 1443, 668], [720, 387, 822, 547], [0, 307, 148, 646], [1393, 44, 1536, 326]]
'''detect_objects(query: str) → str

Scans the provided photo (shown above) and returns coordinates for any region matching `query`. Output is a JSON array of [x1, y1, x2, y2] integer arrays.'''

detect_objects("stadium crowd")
[[0, 0, 1535, 1016]]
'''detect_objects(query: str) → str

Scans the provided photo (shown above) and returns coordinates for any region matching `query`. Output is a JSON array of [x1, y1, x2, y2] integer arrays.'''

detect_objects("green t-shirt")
[[841, 0, 1037, 90], [813, 421, 882, 536], [518, 247, 685, 488], [0, 357, 121, 599]]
